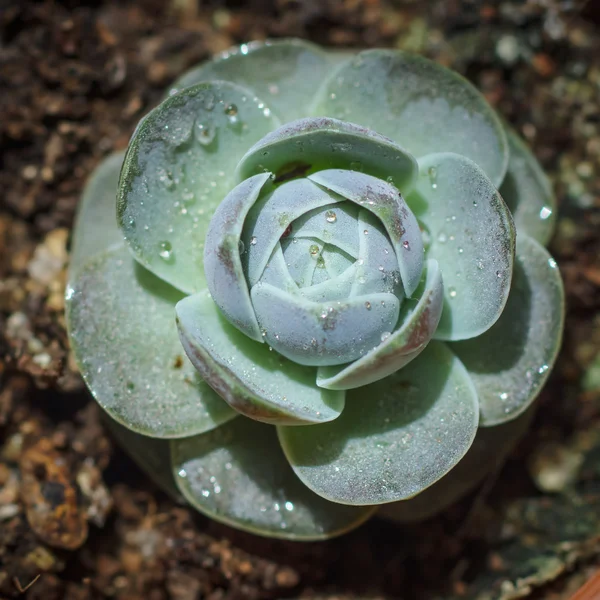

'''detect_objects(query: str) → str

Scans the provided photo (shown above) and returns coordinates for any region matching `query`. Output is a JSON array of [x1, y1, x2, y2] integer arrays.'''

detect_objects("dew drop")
[[158, 241, 173, 261], [364, 301, 371, 310], [309, 244, 320, 257], [157, 168, 175, 190], [363, 229, 369, 235], [496, 270, 502, 278], [428, 166, 438, 189], [250, 236, 258, 246], [548, 258, 557, 269], [402, 240, 410, 250], [316, 256, 326, 269], [448, 287, 457, 298], [458, 247, 464, 254], [539, 206, 553, 220], [195, 120, 216, 146], [325, 210, 337, 223], [380, 331, 391, 342], [224, 103, 238, 117]]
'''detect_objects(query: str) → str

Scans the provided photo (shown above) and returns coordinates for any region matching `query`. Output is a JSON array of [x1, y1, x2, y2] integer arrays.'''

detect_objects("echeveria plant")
[[66, 39, 564, 540]]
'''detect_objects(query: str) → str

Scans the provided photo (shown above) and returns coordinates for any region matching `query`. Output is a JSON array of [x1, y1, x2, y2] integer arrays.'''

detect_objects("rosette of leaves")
[[66, 39, 564, 540]]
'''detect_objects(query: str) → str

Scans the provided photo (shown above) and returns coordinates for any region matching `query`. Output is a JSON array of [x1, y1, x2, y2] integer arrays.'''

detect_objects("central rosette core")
[[240, 175, 410, 366], [203, 117, 426, 371]]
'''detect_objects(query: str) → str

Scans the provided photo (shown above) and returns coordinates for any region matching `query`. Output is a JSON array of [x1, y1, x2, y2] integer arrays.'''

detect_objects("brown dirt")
[[1, 1, 599, 599]]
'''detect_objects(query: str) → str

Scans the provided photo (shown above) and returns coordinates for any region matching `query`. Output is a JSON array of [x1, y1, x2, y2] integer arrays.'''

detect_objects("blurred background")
[[0, 1, 599, 598]]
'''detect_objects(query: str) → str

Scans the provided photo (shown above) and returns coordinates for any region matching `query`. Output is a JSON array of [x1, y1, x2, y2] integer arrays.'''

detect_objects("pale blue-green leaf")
[[450, 235, 564, 426], [251, 283, 400, 366], [118, 81, 279, 294], [235, 117, 417, 192], [299, 261, 357, 303], [176, 291, 344, 425], [242, 178, 337, 286], [260, 243, 300, 293], [317, 259, 443, 390], [69, 151, 125, 275], [309, 169, 423, 297], [171, 417, 374, 540], [351, 209, 403, 298], [66, 245, 236, 438], [278, 238, 323, 289], [168, 39, 344, 123], [314, 50, 508, 187], [500, 127, 557, 246], [204, 173, 271, 342], [291, 202, 360, 258], [411, 152, 515, 341], [379, 406, 534, 523], [278, 341, 479, 505], [103, 415, 182, 501], [321, 244, 354, 278]]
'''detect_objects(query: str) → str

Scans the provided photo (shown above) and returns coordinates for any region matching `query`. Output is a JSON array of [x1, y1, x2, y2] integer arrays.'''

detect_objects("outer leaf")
[[314, 50, 509, 187], [70, 151, 125, 275], [379, 406, 534, 523], [118, 81, 279, 294], [176, 291, 345, 425], [66, 245, 236, 438], [171, 418, 374, 540], [204, 173, 271, 342], [317, 259, 443, 390], [235, 117, 418, 193], [309, 169, 424, 297], [278, 341, 479, 505], [412, 152, 515, 341], [450, 235, 564, 426], [168, 39, 345, 123], [500, 127, 557, 246]]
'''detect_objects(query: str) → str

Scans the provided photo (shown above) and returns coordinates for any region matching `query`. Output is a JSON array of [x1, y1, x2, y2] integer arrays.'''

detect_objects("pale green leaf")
[[314, 50, 509, 187], [70, 151, 125, 276], [118, 81, 279, 294], [176, 291, 345, 425], [66, 245, 236, 438], [317, 259, 443, 390], [500, 127, 557, 246], [171, 417, 374, 540], [411, 152, 515, 341], [168, 39, 345, 123], [235, 117, 417, 193], [278, 341, 479, 505], [450, 235, 564, 426]]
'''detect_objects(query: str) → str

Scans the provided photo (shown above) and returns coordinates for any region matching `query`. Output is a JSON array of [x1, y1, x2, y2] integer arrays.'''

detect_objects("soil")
[[1, 1, 599, 599]]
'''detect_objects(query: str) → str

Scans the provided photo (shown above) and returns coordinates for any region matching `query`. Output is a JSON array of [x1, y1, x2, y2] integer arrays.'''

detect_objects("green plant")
[[66, 39, 564, 540]]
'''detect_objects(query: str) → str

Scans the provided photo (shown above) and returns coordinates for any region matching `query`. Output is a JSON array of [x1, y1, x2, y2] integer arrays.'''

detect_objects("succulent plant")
[[66, 39, 564, 540]]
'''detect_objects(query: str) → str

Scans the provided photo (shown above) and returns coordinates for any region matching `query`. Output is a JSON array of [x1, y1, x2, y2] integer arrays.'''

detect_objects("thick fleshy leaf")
[[70, 151, 125, 275], [411, 153, 515, 341], [176, 291, 345, 425], [315, 50, 509, 187], [171, 418, 374, 540], [500, 127, 556, 246], [251, 283, 400, 366], [167, 39, 345, 123], [204, 173, 271, 342], [118, 81, 279, 294], [309, 169, 424, 297], [104, 416, 182, 501], [278, 238, 323, 289], [278, 341, 479, 505], [241, 178, 338, 286], [317, 259, 443, 390], [235, 117, 418, 192], [66, 245, 236, 438], [379, 406, 534, 523], [450, 235, 564, 426]]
